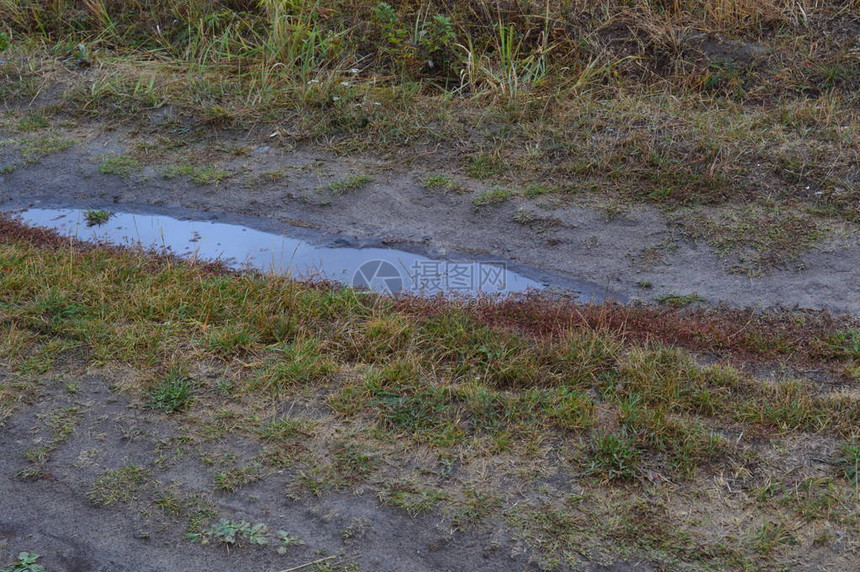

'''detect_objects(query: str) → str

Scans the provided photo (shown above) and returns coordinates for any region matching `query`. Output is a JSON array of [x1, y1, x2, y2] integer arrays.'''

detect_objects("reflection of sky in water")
[[15, 208, 542, 296]]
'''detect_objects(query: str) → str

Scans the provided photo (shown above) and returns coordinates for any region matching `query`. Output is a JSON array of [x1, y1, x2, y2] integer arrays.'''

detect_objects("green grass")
[[147, 367, 192, 413], [214, 466, 263, 492], [98, 154, 141, 177], [88, 465, 148, 507], [84, 209, 111, 226], [421, 174, 464, 193], [327, 175, 372, 194], [191, 167, 229, 185], [837, 443, 860, 486], [18, 136, 74, 159], [473, 188, 515, 208], [655, 293, 706, 308], [158, 164, 195, 179]]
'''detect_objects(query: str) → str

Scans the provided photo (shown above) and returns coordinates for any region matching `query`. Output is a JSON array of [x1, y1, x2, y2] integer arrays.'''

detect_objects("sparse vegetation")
[[655, 293, 706, 308], [88, 465, 148, 507], [98, 154, 141, 178], [473, 188, 514, 208], [328, 175, 372, 194], [191, 167, 230, 185], [421, 174, 463, 194]]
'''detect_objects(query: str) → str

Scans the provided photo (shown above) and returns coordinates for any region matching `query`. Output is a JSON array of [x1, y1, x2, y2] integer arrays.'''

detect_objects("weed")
[[84, 209, 112, 226], [473, 188, 514, 208], [513, 208, 561, 232], [189, 519, 270, 547], [255, 339, 332, 392], [328, 175, 372, 194], [465, 153, 506, 180], [751, 521, 798, 555], [586, 432, 640, 482], [2, 553, 44, 572], [655, 293, 705, 308], [522, 184, 559, 198], [88, 465, 148, 506], [275, 530, 305, 554], [214, 465, 263, 492], [147, 367, 192, 413], [159, 164, 194, 179], [380, 482, 447, 517], [421, 174, 463, 193], [98, 155, 141, 177], [836, 443, 859, 486], [824, 329, 860, 360], [191, 167, 229, 185], [257, 416, 313, 443], [16, 114, 48, 131], [19, 136, 74, 159]]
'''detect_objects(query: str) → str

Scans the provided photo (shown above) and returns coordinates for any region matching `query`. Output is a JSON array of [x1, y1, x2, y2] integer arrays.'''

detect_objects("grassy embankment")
[[0, 1, 858, 272], [0, 216, 858, 569]]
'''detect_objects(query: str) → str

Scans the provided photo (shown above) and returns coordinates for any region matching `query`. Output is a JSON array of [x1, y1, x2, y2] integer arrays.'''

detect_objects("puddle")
[[12, 207, 551, 297]]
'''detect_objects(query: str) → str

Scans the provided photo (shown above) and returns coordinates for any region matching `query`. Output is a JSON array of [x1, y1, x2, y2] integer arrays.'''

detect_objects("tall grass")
[[0, 0, 849, 100]]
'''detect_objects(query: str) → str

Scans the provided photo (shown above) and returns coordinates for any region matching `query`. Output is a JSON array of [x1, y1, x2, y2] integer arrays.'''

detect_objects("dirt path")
[[1, 126, 858, 315]]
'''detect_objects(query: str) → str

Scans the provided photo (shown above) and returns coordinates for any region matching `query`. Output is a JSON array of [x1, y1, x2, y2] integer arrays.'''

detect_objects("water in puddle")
[[13, 208, 545, 297]]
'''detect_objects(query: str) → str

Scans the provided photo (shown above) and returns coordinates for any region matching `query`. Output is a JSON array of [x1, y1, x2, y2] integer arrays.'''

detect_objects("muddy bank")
[[1, 127, 858, 314]]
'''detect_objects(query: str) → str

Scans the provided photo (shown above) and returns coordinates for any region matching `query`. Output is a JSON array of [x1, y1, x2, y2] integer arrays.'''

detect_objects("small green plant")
[[19, 136, 74, 158], [586, 432, 640, 482], [465, 153, 506, 179], [655, 293, 705, 308], [88, 465, 148, 506], [473, 188, 514, 208], [147, 367, 192, 413], [188, 519, 270, 547], [421, 174, 463, 193], [159, 164, 194, 179], [381, 483, 447, 517], [836, 443, 859, 485], [522, 183, 560, 198], [214, 465, 263, 492], [2, 552, 44, 572], [0, 32, 10, 52], [276, 530, 305, 554], [17, 114, 49, 131], [84, 209, 112, 226], [257, 416, 313, 443], [191, 167, 229, 185], [328, 174, 372, 194], [98, 155, 142, 177], [825, 329, 860, 360]]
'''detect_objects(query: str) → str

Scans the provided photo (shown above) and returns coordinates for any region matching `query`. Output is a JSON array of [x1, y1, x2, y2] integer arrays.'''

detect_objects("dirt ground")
[[0, 363, 654, 572], [1, 124, 858, 315]]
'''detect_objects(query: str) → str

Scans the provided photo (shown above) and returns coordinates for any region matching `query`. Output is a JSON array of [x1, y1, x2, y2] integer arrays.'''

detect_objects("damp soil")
[[1, 126, 858, 315]]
